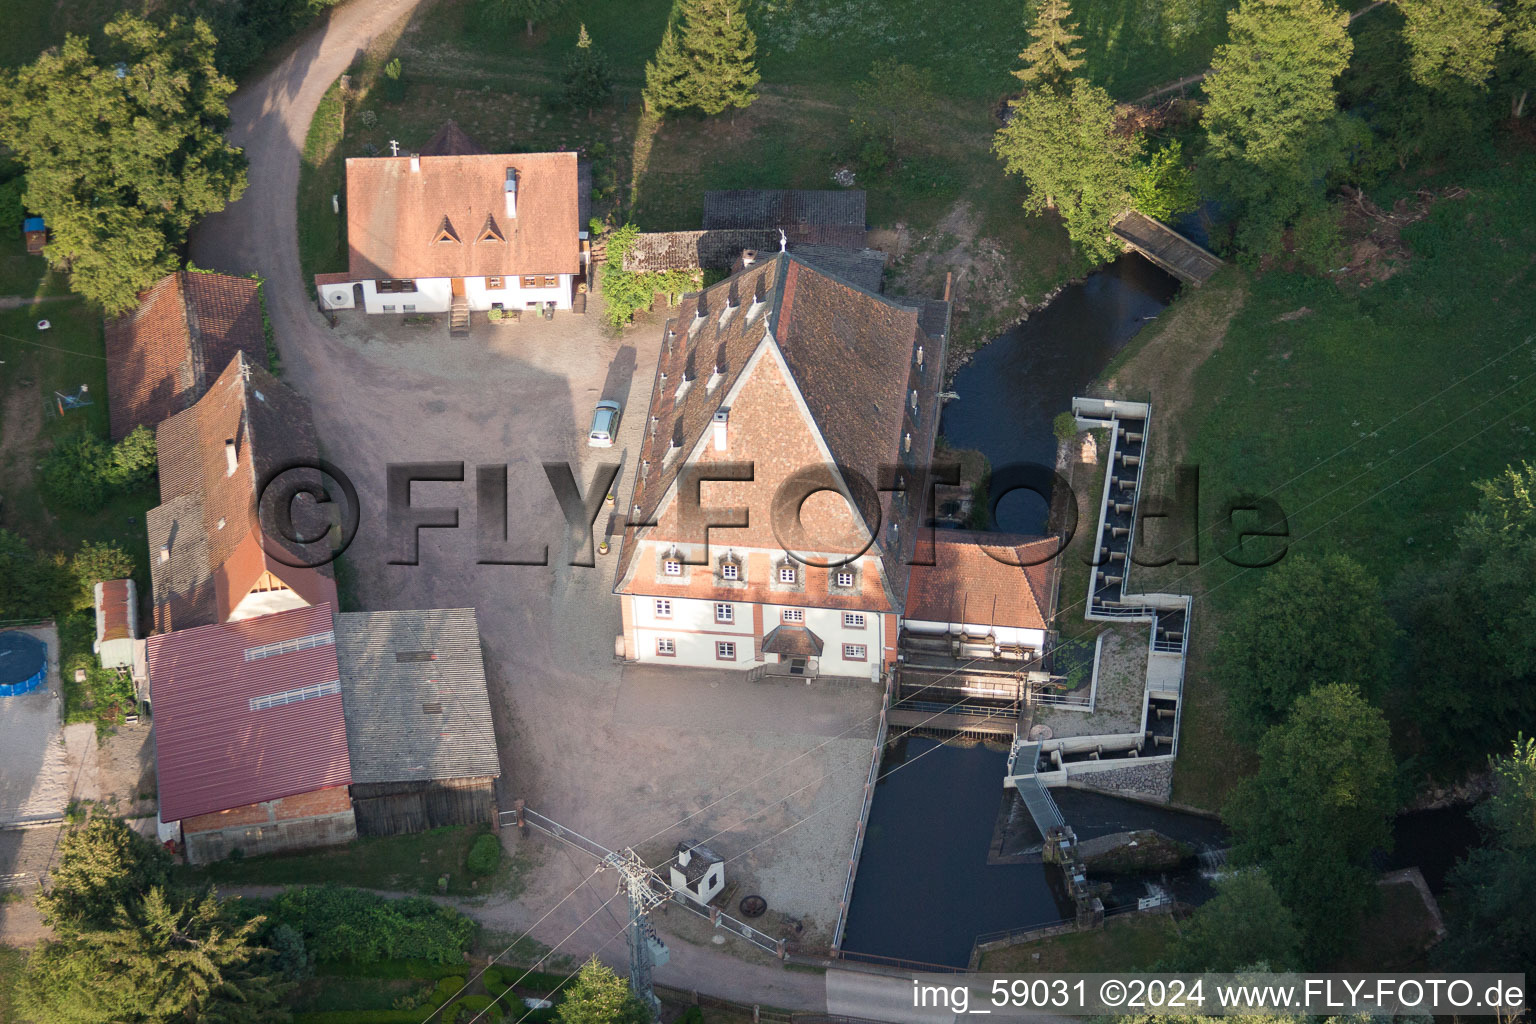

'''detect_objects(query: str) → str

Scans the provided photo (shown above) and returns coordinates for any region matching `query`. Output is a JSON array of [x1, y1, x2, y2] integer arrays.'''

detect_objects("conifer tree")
[[1013, 0, 1086, 93], [643, 21, 693, 115], [677, 0, 760, 116], [563, 24, 613, 117]]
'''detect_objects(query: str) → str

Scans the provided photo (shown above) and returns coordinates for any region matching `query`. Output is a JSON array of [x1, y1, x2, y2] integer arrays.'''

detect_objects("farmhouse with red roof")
[[315, 124, 582, 324]]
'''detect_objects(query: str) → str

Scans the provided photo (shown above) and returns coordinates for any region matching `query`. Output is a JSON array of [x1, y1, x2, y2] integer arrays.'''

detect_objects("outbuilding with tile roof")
[[147, 351, 336, 633], [104, 271, 267, 440], [333, 608, 502, 836]]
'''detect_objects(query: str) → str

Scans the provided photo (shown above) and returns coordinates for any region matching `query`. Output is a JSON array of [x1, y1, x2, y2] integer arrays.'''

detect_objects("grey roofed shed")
[[334, 608, 501, 784]]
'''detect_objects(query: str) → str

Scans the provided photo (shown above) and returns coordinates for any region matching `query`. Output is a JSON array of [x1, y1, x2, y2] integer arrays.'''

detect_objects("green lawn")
[[0, 300, 158, 561], [0, 945, 27, 1023], [182, 825, 529, 898], [298, 78, 349, 286], [1101, 147, 1536, 803], [976, 913, 1177, 972]]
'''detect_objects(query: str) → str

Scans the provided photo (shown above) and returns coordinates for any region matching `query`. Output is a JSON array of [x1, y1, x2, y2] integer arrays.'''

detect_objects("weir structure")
[[997, 398, 1194, 926]]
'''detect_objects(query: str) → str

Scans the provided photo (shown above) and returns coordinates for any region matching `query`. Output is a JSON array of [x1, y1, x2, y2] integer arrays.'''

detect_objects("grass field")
[[183, 825, 531, 898], [1098, 147, 1536, 807], [976, 913, 1177, 972]]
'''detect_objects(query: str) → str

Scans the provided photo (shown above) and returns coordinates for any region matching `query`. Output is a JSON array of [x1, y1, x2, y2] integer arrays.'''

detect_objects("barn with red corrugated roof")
[[147, 602, 356, 864]]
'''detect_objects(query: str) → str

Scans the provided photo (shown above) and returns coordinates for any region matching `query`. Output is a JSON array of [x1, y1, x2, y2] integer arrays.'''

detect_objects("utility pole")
[[606, 848, 669, 1019]]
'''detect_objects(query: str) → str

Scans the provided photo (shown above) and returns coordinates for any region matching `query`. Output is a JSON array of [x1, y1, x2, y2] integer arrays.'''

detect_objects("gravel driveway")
[[185, 1, 875, 998]]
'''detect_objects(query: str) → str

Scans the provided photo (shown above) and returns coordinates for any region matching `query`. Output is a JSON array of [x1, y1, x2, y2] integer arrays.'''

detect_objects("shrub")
[[467, 834, 502, 877], [38, 426, 156, 514], [264, 886, 474, 965], [599, 224, 700, 329], [1052, 411, 1079, 443], [446, 995, 503, 1023], [70, 541, 137, 601]]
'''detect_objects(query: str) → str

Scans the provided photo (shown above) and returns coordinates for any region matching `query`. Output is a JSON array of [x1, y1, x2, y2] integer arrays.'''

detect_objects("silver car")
[[587, 399, 621, 447]]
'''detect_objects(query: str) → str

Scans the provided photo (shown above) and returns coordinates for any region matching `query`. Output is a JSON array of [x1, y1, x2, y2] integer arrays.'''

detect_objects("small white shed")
[[668, 840, 725, 906], [93, 579, 138, 671]]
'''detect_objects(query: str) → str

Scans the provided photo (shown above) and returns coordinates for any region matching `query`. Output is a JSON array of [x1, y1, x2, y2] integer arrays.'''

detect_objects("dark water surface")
[[940, 254, 1181, 533], [840, 738, 1228, 968]]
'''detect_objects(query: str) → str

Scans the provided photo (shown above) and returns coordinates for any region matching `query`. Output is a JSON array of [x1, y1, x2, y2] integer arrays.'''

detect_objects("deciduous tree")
[[852, 59, 940, 168], [1400, 463, 1536, 761], [1159, 868, 1303, 971], [1442, 735, 1536, 972], [994, 81, 1143, 263], [0, 15, 247, 313], [1225, 684, 1396, 963], [1217, 553, 1397, 741], [1012, 0, 1087, 93], [0, 530, 73, 620], [1394, 0, 1504, 91], [1200, 0, 1355, 260]]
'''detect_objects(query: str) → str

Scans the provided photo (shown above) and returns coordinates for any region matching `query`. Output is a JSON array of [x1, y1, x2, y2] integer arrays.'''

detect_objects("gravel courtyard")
[[262, 305, 880, 945]]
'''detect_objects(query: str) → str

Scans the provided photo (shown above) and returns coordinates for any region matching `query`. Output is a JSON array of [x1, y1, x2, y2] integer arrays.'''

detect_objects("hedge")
[[442, 994, 503, 1023]]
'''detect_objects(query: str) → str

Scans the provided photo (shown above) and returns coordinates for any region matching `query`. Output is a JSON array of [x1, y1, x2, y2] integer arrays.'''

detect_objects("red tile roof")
[[614, 252, 948, 611], [147, 353, 336, 632], [345, 152, 580, 280], [904, 530, 1059, 631], [148, 603, 351, 821], [104, 272, 266, 441]]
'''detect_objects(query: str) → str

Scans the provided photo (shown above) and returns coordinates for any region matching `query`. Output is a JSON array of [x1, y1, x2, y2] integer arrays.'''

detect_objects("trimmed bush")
[[445, 995, 503, 1023], [467, 834, 502, 877]]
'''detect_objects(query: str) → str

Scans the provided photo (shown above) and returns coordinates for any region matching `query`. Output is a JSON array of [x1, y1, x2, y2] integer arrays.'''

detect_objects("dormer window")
[[663, 557, 683, 576], [903, 432, 912, 453], [778, 564, 797, 584], [478, 214, 505, 243], [832, 567, 857, 591], [433, 216, 460, 244], [719, 554, 742, 582], [916, 345, 924, 369], [910, 389, 918, 414]]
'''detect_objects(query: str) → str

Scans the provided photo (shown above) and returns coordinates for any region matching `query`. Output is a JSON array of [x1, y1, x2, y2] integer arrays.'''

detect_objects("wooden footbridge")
[[1112, 211, 1223, 286]]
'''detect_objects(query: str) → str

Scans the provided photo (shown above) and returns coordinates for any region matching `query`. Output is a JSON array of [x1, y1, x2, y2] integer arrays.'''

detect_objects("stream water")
[[940, 253, 1181, 534]]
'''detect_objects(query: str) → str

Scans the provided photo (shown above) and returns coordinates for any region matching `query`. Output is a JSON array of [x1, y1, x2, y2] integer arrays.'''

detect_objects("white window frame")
[[843, 612, 866, 629], [782, 608, 805, 623], [721, 561, 740, 581], [835, 570, 855, 589], [654, 599, 673, 618], [663, 559, 683, 577], [656, 637, 676, 657], [714, 603, 734, 624], [716, 641, 737, 661], [778, 564, 797, 584], [843, 643, 868, 662]]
